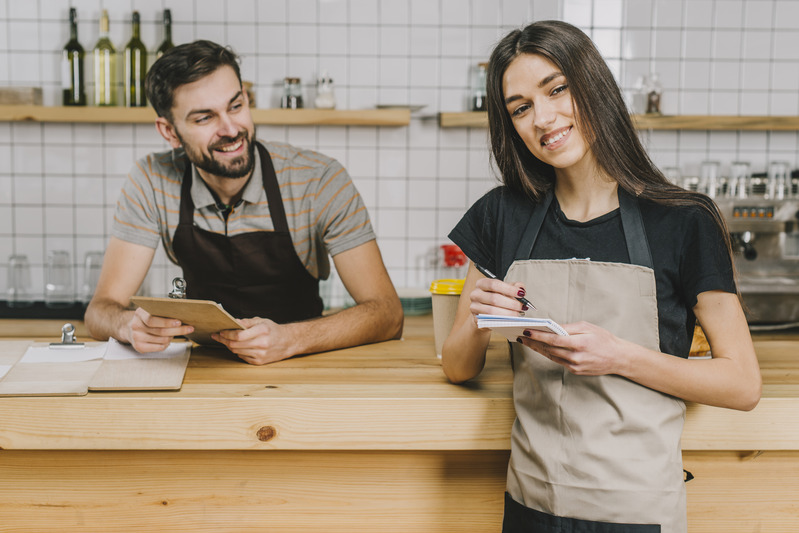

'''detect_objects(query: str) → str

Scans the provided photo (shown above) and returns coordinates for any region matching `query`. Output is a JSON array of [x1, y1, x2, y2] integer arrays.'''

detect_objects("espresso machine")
[[712, 165, 799, 326]]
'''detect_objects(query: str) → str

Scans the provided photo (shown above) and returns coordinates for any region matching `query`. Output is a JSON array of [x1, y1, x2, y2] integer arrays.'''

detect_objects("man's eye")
[[195, 116, 211, 124]]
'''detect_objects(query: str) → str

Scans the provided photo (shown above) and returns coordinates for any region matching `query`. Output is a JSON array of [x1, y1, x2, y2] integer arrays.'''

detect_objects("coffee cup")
[[429, 278, 464, 360]]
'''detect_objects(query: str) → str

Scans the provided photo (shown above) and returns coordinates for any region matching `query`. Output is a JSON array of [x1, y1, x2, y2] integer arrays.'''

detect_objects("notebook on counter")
[[476, 314, 569, 341], [0, 339, 192, 396]]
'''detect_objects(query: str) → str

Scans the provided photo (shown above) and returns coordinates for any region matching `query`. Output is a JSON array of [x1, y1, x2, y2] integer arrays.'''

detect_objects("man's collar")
[[190, 143, 263, 209]]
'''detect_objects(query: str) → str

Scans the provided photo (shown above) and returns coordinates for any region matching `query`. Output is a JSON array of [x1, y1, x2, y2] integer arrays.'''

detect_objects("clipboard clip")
[[50, 323, 85, 349], [169, 277, 187, 299]]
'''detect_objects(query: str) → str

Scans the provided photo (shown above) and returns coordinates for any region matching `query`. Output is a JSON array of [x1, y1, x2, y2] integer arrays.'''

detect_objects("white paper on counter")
[[19, 344, 108, 363], [103, 337, 190, 360], [0, 364, 12, 379]]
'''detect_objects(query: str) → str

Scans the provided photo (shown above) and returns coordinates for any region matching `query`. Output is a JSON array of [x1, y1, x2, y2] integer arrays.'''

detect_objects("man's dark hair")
[[145, 40, 242, 122]]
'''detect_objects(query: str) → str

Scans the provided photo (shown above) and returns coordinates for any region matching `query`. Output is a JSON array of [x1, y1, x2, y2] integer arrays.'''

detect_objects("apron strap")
[[510, 187, 653, 271], [255, 142, 290, 233], [618, 188, 654, 270], [179, 156, 195, 225], [508, 190, 553, 274]]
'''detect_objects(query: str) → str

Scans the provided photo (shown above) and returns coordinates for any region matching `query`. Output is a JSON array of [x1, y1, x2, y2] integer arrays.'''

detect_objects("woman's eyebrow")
[[538, 71, 564, 88], [504, 71, 566, 105]]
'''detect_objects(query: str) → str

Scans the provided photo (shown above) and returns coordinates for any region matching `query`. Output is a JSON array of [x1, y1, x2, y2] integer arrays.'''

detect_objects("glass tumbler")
[[728, 161, 750, 199], [699, 161, 720, 198], [767, 161, 790, 200], [45, 250, 74, 308], [81, 251, 104, 304], [7, 254, 34, 308], [662, 167, 681, 184]]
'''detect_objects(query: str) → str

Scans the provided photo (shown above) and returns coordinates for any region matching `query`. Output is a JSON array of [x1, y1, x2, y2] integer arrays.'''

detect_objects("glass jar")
[[314, 72, 336, 109], [470, 62, 488, 111], [281, 77, 303, 109]]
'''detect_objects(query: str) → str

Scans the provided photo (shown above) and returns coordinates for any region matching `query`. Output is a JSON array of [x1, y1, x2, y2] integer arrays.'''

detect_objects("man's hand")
[[211, 318, 293, 365], [126, 306, 195, 353]]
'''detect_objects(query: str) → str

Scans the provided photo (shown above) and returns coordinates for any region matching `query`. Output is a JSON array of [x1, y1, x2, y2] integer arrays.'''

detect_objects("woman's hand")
[[516, 321, 630, 376], [469, 277, 529, 324]]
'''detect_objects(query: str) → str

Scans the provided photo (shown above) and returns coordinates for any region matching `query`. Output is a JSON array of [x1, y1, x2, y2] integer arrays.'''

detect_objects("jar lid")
[[429, 278, 465, 295]]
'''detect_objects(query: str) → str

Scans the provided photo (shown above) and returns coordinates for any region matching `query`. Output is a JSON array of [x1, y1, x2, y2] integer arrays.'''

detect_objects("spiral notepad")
[[476, 314, 569, 339]]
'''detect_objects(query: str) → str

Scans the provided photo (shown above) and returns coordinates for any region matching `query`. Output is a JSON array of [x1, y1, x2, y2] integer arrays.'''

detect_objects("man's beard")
[[178, 128, 257, 179]]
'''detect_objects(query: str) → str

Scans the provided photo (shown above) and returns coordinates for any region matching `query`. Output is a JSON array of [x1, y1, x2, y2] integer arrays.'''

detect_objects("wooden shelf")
[[0, 105, 411, 126], [439, 111, 488, 128], [440, 111, 799, 131]]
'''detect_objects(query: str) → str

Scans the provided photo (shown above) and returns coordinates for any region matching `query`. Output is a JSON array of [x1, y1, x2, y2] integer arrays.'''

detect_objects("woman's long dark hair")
[[487, 20, 736, 280]]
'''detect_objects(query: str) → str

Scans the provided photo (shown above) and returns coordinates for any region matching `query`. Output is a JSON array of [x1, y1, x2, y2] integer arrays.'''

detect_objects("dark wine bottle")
[[61, 8, 86, 106], [156, 9, 174, 59], [124, 11, 147, 107]]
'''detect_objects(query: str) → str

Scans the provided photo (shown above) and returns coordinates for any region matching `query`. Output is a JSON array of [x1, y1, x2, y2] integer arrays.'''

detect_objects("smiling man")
[[85, 40, 403, 365]]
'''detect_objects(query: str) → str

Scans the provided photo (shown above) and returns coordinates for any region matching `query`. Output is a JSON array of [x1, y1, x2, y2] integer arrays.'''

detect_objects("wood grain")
[[0, 450, 508, 533], [1, 317, 798, 531]]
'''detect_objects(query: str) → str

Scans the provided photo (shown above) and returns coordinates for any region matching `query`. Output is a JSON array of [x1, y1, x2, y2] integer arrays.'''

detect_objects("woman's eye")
[[511, 104, 530, 117], [552, 84, 569, 96]]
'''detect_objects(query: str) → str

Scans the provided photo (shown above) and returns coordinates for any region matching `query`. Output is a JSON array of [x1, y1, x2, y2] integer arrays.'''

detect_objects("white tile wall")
[[1, 0, 798, 305]]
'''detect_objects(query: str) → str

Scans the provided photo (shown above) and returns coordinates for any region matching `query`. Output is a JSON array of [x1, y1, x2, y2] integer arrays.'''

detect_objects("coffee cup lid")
[[429, 278, 465, 295]]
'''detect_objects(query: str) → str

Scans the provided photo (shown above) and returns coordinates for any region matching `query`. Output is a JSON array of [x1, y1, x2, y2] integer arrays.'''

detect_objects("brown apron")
[[502, 190, 686, 532], [171, 142, 324, 322]]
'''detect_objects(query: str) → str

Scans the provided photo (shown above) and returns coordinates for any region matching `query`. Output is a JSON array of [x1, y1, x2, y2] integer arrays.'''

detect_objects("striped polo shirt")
[[112, 140, 375, 280]]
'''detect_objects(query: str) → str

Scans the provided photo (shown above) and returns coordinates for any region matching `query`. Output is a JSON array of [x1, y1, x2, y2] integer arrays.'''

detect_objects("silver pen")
[[473, 263, 536, 310]]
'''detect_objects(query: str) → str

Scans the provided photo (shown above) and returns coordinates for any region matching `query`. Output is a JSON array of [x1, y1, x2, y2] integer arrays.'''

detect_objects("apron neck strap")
[[508, 189, 553, 274], [510, 186, 653, 270], [255, 141, 289, 233], [618, 188, 654, 269]]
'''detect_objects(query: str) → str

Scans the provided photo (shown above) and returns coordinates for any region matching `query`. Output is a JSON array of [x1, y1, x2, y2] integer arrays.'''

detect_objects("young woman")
[[443, 20, 761, 533]]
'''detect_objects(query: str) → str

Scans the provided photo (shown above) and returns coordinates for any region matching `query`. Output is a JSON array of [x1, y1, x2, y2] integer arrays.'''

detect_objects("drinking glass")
[[728, 161, 750, 199], [45, 250, 74, 308], [662, 167, 681, 184], [699, 161, 720, 198], [7, 254, 34, 308], [767, 161, 790, 200], [80, 251, 104, 304]]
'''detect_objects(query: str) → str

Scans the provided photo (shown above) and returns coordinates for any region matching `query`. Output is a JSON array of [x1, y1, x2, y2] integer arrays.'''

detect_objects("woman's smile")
[[540, 126, 572, 149]]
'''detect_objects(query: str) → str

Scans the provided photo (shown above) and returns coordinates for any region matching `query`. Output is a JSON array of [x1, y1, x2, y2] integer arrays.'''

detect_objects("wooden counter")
[[0, 316, 797, 532]]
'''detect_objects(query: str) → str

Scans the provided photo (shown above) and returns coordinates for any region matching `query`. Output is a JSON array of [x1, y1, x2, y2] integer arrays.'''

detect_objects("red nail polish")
[[523, 329, 531, 337], [522, 304, 529, 311], [517, 289, 526, 297]]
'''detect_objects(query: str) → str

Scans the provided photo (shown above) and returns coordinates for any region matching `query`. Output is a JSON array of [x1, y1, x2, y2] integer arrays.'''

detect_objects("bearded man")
[[85, 40, 402, 365]]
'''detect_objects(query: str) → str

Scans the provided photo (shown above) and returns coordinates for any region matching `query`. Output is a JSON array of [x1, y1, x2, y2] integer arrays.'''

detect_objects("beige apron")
[[503, 191, 687, 532]]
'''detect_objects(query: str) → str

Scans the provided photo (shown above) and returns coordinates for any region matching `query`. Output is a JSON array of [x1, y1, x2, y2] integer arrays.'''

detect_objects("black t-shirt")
[[448, 186, 736, 358]]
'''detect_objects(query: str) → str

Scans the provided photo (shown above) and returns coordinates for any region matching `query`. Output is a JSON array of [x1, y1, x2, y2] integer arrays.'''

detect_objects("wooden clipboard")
[[130, 296, 243, 345]]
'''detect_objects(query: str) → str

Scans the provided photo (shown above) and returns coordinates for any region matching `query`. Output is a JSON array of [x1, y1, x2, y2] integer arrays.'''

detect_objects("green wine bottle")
[[124, 11, 147, 107], [61, 8, 86, 106], [93, 10, 116, 106], [156, 9, 174, 59]]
